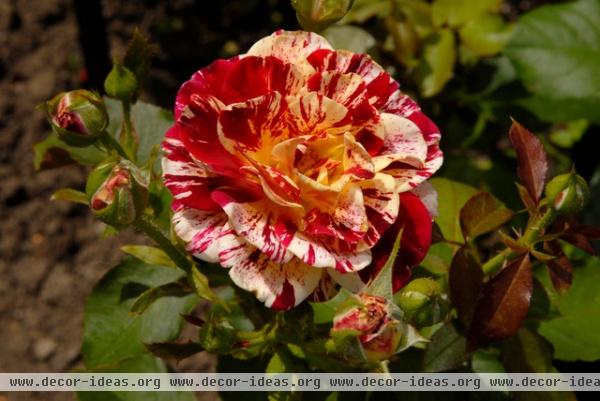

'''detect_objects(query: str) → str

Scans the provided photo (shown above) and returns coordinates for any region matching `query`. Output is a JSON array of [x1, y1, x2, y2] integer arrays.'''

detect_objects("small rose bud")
[[332, 294, 402, 362], [104, 63, 138, 102], [46, 90, 108, 147], [291, 0, 354, 32], [87, 161, 148, 227], [545, 171, 590, 215]]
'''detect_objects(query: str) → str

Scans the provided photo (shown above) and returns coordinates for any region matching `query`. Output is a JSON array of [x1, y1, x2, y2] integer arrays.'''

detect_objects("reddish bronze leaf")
[[570, 224, 600, 239], [449, 246, 483, 328], [509, 120, 548, 204], [516, 182, 537, 213], [562, 231, 596, 255], [544, 241, 573, 294], [460, 192, 514, 240], [467, 254, 533, 350]]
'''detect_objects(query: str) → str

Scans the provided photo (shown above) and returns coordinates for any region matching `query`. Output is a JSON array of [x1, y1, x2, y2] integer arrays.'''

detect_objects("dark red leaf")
[[449, 246, 483, 328], [544, 241, 573, 293], [145, 341, 204, 362], [181, 314, 205, 327], [562, 232, 596, 255], [509, 120, 548, 204], [460, 192, 514, 239], [467, 254, 533, 350], [516, 182, 537, 213], [569, 225, 600, 240]]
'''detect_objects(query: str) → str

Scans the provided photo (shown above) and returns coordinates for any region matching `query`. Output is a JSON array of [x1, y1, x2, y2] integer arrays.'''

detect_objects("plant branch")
[[134, 215, 191, 273]]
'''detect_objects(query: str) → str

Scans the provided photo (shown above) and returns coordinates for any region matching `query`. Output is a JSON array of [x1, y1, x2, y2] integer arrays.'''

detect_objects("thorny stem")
[[120, 101, 138, 161], [134, 215, 192, 273], [100, 130, 129, 160], [481, 207, 557, 275]]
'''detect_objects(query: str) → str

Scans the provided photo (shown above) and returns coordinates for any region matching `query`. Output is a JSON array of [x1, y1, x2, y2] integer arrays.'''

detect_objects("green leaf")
[[343, 0, 390, 23], [502, 327, 553, 373], [130, 279, 192, 315], [34, 132, 106, 170], [460, 192, 514, 240], [431, 0, 501, 28], [77, 354, 195, 401], [415, 29, 456, 97], [51, 188, 88, 204], [367, 227, 404, 298], [189, 264, 225, 306], [266, 348, 305, 373], [422, 322, 468, 372], [310, 288, 356, 324], [549, 120, 588, 149], [429, 178, 478, 243], [82, 257, 198, 368], [322, 25, 376, 54], [105, 98, 173, 166], [471, 350, 505, 373], [120, 245, 176, 268], [145, 341, 204, 362], [504, 0, 600, 123], [538, 255, 600, 361], [459, 12, 513, 57]]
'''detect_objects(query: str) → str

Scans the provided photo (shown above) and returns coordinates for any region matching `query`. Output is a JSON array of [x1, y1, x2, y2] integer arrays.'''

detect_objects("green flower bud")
[[545, 171, 590, 215], [396, 278, 441, 315], [104, 63, 138, 102], [291, 0, 354, 32], [46, 90, 108, 147], [331, 294, 402, 362], [87, 161, 148, 227]]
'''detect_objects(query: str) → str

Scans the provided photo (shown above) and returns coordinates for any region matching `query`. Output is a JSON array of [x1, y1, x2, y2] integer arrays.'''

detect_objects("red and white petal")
[[360, 173, 400, 246], [247, 30, 333, 77], [333, 183, 369, 237], [310, 270, 338, 302], [244, 162, 304, 209], [383, 91, 441, 146], [327, 268, 366, 293], [306, 71, 369, 113], [273, 220, 372, 272], [307, 49, 397, 107], [229, 252, 322, 310], [385, 145, 444, 192], [173, 208, 229, 263], [286, 91, 350, 137], [178, 94, 242, 176], [217, 91, 289, 160], [212, 192, 293, 263], [343, 133, 375, 179], [162, 127, 219, 211], [372, 113, 428, 172], [411, 181, 438, 218]]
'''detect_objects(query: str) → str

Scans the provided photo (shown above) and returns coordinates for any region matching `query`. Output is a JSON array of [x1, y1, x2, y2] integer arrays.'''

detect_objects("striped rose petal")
[[163, 30, 443, 308]]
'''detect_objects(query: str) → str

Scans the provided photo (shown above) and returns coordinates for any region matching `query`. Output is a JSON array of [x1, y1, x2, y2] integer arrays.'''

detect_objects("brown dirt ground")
[[0, 1, 220, 400]]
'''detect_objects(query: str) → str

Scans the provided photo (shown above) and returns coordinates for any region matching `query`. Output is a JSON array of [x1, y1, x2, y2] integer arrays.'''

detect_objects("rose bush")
[[162, 30, 442, 309]]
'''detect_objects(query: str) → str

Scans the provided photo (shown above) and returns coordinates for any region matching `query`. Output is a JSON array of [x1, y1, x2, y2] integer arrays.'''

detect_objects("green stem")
[[134, 215, 191, 273], [120, 101, 138, 161], [100, 131, 129, 160], [482, 207, 557, 275], [521, 207, 557, 245]]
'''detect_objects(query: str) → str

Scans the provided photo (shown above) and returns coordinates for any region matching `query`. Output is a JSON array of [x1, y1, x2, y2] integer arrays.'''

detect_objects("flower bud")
[[291, 0, 354, 32], [87, 161, 148, 227], [545, 171, 590, 215], [104, 63, 138, 102], [332, 294, 402, 362], [46, 90, 108, 146]]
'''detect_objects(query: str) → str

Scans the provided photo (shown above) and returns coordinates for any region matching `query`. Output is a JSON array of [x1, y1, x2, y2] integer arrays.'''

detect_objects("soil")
[[0, 0, 298, 400]]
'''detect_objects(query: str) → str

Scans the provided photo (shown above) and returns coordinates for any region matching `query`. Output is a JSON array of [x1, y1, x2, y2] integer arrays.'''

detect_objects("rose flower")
[[162, 31, 442, 310]]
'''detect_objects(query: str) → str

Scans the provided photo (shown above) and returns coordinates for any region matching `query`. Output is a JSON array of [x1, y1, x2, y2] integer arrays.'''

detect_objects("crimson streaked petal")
[[173, 208, 229, 263], [228, 253, 322, 310], [385, 145, 444, 192], [212, 192, 293, 263], [247, 30, 333, 77], [373, 113, 428, 172], [360, 173, 400, 246], [286, 91, 350, 137]]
